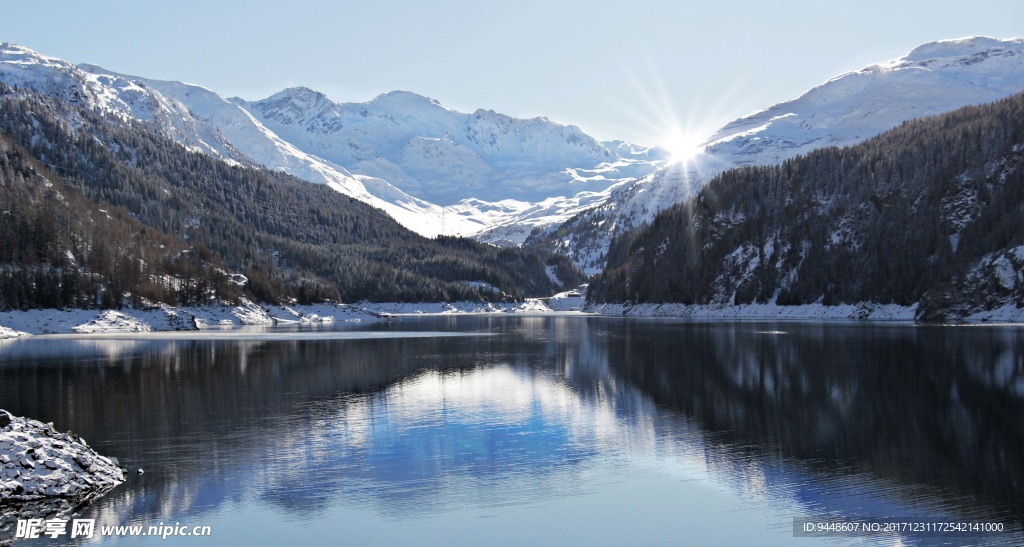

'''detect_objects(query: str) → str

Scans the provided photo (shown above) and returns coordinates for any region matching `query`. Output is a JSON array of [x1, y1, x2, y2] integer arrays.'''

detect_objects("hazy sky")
[[3, 0, 1022, 147]]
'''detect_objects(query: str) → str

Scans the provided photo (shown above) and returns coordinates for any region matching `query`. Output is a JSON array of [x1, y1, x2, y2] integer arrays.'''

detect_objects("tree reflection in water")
[[0, 319, 1021, 543]]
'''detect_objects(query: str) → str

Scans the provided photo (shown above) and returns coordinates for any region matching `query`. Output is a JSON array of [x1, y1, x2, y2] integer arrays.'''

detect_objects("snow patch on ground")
[[0, 326, 28, 340], [518, 300, 555, 313], [0, 299, 591, 335], [5, 298, 1024, 333], [545, 265, 561, 285], [541, 296, 585, 312], [357, 301, 554, 315], [0, 300, 384, 335], [72, 310, 152, 333], [538, 286, 588, 311], [263, 303, 370, 323]]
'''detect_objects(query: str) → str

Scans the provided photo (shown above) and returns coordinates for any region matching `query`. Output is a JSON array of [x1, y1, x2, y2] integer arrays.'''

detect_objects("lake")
[[1, 316, 1022, 545]]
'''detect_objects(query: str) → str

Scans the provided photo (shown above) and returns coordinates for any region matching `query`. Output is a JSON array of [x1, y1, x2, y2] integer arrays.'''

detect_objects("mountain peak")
[[264, 86, 332, 105], [0, 42, 68, 69], [0, 42, 42, 57], [0, 42, 32, 55], [901, 36, 1023, 66], [283, 85, 326, 97], [706, 35, 1024, 156], [370, 90, 442, 108]]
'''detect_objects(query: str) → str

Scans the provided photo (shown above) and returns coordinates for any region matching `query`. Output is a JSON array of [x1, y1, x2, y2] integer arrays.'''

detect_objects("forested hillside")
[[0, 85, 583, 309], [0, 133, 246, 309], [590, 92, 1024, 319]]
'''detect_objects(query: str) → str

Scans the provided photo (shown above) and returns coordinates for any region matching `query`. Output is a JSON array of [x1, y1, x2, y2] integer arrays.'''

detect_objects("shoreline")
[[2, 298, 1023, 339], [586, 302, 918, 321], [0, 300, 370, 338], [584, 301, 1024, 323], [0, 299, 567, 338]]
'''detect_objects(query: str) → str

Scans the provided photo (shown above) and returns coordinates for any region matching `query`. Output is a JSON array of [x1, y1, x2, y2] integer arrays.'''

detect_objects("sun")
[[663, 129, 705, 163]]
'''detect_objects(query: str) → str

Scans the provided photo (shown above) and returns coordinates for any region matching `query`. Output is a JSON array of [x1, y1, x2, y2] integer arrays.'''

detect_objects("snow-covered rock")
[[918, 244, 1024, 321], [72, 310, 152, 334], [0, 410, 124, 503]]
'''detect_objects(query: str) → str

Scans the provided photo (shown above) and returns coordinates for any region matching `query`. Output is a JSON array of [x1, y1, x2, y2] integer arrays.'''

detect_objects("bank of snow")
[[356, 300, 555, 315], [536, 287, 587, 312], [586, 302, 921, 321], [587, 300, 1024, 322], [0, 410, 124, 503], [0, 326, 27, 340], [0, 299, 595, 335], [0, 300, 382, 335]]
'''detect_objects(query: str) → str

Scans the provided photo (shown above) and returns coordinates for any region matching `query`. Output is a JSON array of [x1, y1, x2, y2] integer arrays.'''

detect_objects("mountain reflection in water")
[[0, 317, 1020, 545]]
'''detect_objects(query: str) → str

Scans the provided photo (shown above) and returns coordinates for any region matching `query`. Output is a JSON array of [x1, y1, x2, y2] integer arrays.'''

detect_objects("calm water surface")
[[1, 316, 1022, 545]]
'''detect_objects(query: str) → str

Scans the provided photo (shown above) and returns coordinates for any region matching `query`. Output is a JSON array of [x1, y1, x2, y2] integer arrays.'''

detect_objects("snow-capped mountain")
[[233, 87, 668, 244], [0, 43, 665, 240], [704, 36, 1024, 166], [0, 43, 461, 234], [536, 36, 1024, 273], [588, 89, 1024, 320], [236, 88, 664, 205], [4, 37, 1023, 259]]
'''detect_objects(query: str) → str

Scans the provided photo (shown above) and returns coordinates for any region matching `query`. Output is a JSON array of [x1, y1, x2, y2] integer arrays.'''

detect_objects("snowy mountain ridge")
[[0, 43, 460, 233], [535, 36, 1024, 273], [703, 36, 1024, 167], [0, 42, 667, 240], [237, 85, 638, 207], [235, 86, 669, 242], [3, 37, 1024, 259]]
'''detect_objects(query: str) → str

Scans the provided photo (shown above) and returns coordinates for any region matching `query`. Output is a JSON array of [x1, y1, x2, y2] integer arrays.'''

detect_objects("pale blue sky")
[[3, 0, 1022, 147]]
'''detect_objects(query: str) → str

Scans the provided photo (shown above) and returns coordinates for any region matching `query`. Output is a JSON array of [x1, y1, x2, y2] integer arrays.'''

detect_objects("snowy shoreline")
[[584, 301, 1024, 323], [0, 300, 356, 338], [0, 298, 571, 338], [3, 296, 1023, 338], [586, 302, 919, 321]]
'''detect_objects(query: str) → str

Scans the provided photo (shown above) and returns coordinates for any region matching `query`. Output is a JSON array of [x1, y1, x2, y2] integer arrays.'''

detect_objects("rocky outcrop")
[[0, 410, 124, 502]]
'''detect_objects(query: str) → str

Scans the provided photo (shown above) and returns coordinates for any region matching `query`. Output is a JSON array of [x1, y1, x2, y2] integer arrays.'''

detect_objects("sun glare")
[[664, 129, 705, 163], [604, 52, 752, 167]]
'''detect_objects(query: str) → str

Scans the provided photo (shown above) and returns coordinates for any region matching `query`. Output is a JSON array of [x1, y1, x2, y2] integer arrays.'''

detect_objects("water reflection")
[[0, 318, 1021, 545], [260, 367, 604, 517], [603, 321, 1024, 526]]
